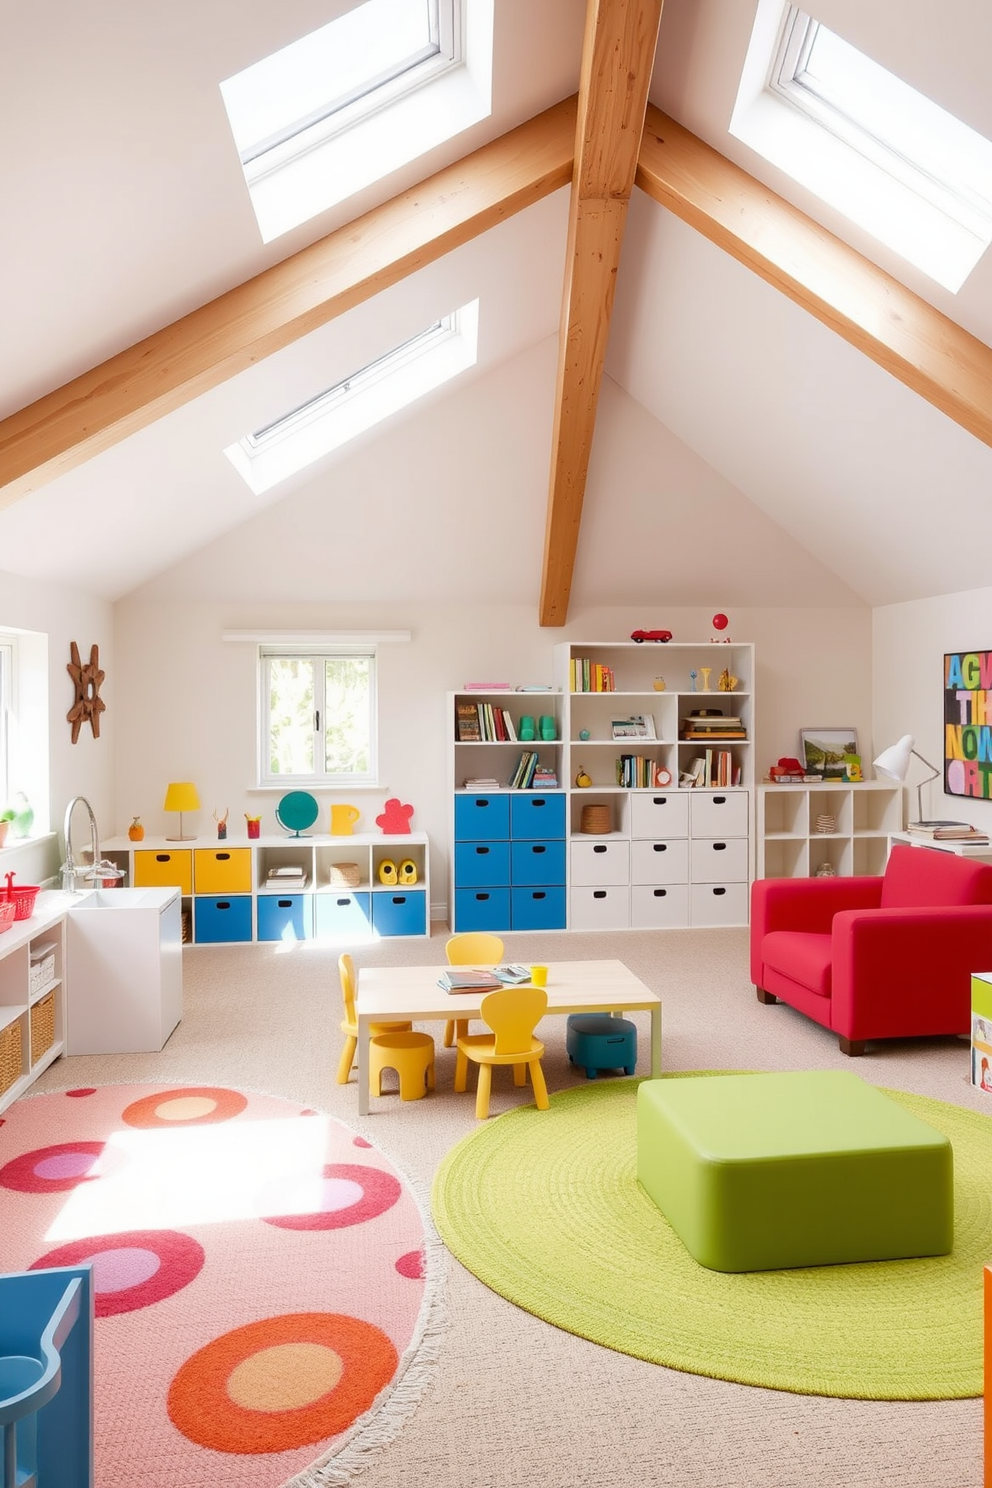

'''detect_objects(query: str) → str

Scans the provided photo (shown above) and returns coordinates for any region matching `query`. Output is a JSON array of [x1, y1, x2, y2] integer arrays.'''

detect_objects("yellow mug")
[[330, 804, 360, 835], [530, 965, 548, 988]]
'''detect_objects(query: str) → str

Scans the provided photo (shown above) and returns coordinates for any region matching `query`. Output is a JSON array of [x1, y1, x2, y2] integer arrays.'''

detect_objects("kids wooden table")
[[355, 959, 662, 1115]]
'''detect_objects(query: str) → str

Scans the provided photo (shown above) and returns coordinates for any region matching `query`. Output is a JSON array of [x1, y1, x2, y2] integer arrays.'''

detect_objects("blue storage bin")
[[510, 839, 566, 886], [313, 891, 372, 939], [372, 890, 426, 937], [193, 895, 253, 944], [511, 885, 567, 931], [454, 840, 511, 887], [454, 794, 510, 841], [257, 893, 313, 942], [454, 887, 511, 933], [510, 792, 565, 839]]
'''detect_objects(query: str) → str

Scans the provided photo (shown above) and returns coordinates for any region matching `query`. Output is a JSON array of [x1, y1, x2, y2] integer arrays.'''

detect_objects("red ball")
[[712, 613, 729, 631]]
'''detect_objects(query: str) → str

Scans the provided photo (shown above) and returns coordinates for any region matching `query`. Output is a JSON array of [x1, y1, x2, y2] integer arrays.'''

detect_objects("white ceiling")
[[2, 0, 990, 612]]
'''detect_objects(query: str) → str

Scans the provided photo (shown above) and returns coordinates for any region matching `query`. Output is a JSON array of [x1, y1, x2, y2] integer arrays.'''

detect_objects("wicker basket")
[[0, 1019, 23, 1095], [30, 991, 56, 1065], [580, 804, 612, 835], [0, 901, 15, 935], [329, 862, 362, 888]]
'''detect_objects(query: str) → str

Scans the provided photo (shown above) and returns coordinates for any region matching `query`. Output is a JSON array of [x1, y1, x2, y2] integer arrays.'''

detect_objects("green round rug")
[[432, 1074, 992, 1399]]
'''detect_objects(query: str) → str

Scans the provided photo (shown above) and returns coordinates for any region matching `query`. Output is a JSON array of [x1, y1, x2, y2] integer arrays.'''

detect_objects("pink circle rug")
[[0, 1083, 442, 1486]]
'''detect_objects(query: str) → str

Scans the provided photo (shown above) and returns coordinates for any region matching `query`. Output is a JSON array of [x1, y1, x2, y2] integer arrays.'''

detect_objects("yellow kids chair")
[[444, 932, 504, 1049], [454, 984, 550, 1120], [336, 952, 413, 1085]]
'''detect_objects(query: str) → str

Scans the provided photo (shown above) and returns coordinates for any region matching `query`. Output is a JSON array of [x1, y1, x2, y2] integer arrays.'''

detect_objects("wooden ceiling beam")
[[0, 97, 577, 505], [637, 104, 992, 450], [538, 0, 665, 628]]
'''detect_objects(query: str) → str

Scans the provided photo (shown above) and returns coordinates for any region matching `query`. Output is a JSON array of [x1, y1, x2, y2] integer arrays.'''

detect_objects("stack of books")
[[679, 710, 747, 741], [907, 820, 990, 844], [266, 864, 308, 888], [463, 777, 501, 790], [436, 967, 503, 994], [531, 763, 559, 788], [569, 658, 616, 692], [456, 701, 518, 741]]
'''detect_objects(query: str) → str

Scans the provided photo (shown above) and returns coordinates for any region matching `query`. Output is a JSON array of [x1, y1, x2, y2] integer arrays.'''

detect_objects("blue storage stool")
[[566, 1013, 637, 1079]]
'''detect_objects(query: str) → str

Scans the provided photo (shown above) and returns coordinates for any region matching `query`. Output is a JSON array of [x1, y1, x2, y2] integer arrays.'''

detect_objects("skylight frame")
[[768, 8, 992, 243], [221, 0, 493, 244], [224, 299, 480, 495], [729, 0, 992, 291]]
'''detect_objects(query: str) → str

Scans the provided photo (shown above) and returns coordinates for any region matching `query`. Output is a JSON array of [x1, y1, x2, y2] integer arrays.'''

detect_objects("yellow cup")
[[330, 804, 360, 835], [530, 965, 548, 988]]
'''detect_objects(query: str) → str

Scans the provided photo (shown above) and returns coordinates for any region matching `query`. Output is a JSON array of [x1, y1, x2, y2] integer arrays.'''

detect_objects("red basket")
[[4, 873, 40, 921], [0, 900, 15, 934]]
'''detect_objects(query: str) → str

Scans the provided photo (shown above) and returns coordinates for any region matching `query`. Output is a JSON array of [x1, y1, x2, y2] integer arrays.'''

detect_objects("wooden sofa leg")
[[838, 1036, 866, 1057], [756, 987, 777, 1004]]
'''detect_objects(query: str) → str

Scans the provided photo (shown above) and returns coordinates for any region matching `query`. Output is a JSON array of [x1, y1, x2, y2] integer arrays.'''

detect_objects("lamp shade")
[[163, 781, 200, 812], [872, 735, 914, 783]]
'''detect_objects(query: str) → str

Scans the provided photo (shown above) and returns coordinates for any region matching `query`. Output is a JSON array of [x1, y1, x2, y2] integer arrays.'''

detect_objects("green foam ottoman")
[[636, 1070, 953, 1272]]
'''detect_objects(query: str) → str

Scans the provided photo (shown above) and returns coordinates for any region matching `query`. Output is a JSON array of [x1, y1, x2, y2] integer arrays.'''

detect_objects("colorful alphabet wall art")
[[945, 651, 992, 799]]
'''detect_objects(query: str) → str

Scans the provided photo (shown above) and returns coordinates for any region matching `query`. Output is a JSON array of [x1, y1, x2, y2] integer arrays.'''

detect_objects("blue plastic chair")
[[0, 1265, 94, 1488]]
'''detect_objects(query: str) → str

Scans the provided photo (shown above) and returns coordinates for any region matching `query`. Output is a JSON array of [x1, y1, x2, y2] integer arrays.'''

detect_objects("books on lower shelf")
[[509, 750, 540, 789], [907, 821, 990, 843], [682, 751, 741, 788], [615, 755, 671, 789], [463, 777, 501, 790], [266, 866, 308, 888]]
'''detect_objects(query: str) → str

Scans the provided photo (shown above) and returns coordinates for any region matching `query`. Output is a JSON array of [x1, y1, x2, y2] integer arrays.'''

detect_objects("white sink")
[[71, 887, 178, 911]]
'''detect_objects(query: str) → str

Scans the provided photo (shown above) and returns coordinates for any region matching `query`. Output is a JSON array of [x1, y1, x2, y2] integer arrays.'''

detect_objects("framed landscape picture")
[[799, 728, 861, 781]]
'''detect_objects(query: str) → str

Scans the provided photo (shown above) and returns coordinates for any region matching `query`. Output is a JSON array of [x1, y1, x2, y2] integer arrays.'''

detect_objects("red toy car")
[[630, 629, 672, 643]]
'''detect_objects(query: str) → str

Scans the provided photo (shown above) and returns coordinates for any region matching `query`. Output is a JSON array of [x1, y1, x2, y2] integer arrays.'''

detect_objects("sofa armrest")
[[831, 904, 992, 1036], [750, 875, 883, 988]]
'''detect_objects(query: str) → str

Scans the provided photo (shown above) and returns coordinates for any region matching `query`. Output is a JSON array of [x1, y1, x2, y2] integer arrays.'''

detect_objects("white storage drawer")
[[569, 886, 630, 930], [570, 840, 630, 887], [689, 791, 748, 838], [630, 839, 689, 885], [629, 793, 689, 839], [689, 837, 749, 884], [630, 884, 689, 929], [690, 882, 749, 926]]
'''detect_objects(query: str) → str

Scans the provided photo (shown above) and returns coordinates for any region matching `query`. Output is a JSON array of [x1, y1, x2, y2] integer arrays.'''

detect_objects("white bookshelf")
[[757, 781, 903, 879]]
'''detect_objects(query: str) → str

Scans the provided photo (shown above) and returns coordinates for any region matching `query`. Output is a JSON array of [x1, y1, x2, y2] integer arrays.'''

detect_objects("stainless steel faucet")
[[61, 796, 101, 893]]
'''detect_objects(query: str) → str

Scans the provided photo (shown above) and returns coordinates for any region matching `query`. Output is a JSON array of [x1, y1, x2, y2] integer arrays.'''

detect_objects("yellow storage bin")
[[193, 848, 252, 894], [133, 849, 193, 895]]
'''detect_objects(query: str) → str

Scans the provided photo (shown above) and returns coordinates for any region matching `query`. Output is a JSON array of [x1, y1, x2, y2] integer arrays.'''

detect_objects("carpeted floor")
[[21, 923, 989, 1487], [433, 1076, 990, 1399]]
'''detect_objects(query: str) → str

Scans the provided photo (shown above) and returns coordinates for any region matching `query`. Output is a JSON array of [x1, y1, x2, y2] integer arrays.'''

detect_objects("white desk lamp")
[[872, 734, 941, 827]]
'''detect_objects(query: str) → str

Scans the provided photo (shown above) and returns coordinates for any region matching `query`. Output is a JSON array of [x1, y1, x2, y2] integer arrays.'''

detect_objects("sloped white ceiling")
[[1, 0, 990, 612]]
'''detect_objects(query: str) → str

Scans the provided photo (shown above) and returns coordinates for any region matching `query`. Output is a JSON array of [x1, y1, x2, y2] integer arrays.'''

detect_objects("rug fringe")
[[282, 1150, 449, 1487]]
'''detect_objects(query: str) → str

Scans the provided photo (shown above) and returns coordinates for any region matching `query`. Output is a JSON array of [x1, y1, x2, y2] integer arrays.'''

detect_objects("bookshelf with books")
[[553, 641, 755, 929], [448, 689, 567, 934]]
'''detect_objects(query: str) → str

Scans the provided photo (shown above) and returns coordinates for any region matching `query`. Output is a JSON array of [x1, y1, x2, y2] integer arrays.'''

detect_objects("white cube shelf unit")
[[102, 834, 430, 944], [756, 782, 904, 879], [554, 642, 755, 930], [0, 903, 66, 1114]]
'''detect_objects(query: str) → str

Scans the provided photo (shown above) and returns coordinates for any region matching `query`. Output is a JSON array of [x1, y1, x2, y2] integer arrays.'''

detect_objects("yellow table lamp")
[[164, 781, 200, 841]]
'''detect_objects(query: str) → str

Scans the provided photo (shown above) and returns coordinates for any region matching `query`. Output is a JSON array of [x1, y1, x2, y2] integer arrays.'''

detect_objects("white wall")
[[874, 585, 992, 832], [111, 595, 872, 914], [0, 569, 115, 884]]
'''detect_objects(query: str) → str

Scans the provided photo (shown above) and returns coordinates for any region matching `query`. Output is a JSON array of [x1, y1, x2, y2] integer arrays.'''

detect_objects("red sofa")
[[750, 845, 992, 1055]]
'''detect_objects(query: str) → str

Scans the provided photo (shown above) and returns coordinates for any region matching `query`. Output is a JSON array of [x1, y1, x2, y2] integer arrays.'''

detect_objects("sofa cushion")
[[880, 844, 992, 909], [760, 931, 832, 998]]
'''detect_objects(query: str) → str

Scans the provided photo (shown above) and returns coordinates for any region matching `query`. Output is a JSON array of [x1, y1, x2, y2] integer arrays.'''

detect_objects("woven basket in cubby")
[[329, 863, 362, 888], [0, 1020, 22, 1096], [30, 991, 56, 1065], [580, 804, 612, 835]]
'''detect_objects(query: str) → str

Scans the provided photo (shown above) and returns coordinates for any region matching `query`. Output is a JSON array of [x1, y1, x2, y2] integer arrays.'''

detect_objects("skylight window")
[[730, 2, 992, 290], [224, 300, 479, 494], [221, 0, 493, 243]]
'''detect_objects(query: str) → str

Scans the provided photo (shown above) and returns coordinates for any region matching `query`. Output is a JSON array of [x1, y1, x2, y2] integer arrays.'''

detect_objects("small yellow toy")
[[378, 859, 398, 885], [575, 767, 593, 788], [398, 858, 418, 885]]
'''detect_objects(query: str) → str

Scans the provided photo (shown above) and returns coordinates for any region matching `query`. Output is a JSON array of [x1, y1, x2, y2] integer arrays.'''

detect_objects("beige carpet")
[[31, 924, 986, 1487]]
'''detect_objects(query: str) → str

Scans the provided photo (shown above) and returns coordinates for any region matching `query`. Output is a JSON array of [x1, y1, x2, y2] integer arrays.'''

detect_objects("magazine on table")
[[436, 968, 503, 993]]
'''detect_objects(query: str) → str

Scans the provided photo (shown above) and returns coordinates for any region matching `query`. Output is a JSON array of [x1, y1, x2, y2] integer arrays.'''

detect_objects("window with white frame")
[[730, 2, 992, 290], [260, 646, 377, 787], [220, 0, 493, 242]]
